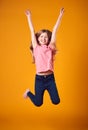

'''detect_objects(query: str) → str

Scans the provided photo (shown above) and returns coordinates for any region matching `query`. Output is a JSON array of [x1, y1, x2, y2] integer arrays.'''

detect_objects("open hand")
[[60, 8, 64, 16], [25, 10, 31, 16]]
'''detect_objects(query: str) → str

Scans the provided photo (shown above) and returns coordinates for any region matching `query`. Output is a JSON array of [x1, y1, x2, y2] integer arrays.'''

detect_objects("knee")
[[52, 98, 60, 105], [35, 102, 43, 107]]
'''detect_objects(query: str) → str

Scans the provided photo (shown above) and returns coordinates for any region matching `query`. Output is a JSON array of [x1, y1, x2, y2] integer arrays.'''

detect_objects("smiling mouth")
[[40, 41, 45, 43]]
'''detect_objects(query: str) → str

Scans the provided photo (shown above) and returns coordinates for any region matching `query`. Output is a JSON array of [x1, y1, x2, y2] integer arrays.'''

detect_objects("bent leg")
[[27, 75, 45, 107], [47, 75, 60, 105], [27, 87, 44, 107]]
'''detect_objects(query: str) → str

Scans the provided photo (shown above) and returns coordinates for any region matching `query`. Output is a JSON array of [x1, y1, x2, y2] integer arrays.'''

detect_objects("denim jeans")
[[27, 73, 60, 106]]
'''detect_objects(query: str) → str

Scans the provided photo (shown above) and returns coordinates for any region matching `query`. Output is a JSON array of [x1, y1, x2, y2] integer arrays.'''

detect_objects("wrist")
[[26, 15, 31, 19], [59, 13, 63, 17]]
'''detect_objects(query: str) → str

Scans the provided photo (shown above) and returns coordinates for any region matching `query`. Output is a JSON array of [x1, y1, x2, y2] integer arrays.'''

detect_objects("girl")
[[23, 8, 64, 107]]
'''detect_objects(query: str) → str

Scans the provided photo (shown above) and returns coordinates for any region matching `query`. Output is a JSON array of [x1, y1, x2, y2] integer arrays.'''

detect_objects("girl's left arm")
[[50, 8, 64, 48]]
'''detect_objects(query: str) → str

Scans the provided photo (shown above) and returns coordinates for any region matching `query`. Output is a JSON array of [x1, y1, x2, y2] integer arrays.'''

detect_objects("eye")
[[40, 35, 43, 38]]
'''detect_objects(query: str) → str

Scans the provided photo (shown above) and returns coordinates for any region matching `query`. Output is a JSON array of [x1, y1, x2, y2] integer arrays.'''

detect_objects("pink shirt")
[[33, 44, 56, 73]]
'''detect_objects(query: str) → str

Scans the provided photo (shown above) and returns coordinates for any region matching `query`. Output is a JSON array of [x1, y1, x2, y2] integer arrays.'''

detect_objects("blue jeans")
[[27, 73, 60, 107]]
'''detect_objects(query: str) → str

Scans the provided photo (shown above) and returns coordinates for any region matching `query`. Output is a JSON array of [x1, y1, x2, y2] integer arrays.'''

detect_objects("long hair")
[[29, 29, 52, 63]]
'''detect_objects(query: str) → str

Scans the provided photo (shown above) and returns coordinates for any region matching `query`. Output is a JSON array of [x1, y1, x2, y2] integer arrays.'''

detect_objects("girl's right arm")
[[25, 10, 37, 48]]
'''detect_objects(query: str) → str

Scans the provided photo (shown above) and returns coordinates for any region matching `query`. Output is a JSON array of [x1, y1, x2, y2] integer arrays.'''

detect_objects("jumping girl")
[[23, 8, 64, 106]]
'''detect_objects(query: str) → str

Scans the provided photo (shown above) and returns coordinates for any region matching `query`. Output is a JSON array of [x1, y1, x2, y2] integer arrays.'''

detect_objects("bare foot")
[[23, 89, 30, 99]]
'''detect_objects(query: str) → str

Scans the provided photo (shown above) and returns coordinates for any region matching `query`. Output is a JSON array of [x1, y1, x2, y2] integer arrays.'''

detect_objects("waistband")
[[36, 73, 54, 79]]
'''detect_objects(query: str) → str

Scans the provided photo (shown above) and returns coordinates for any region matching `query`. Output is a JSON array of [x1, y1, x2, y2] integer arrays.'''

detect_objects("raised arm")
[[25, 10, 37, 48], [50, 8, 64, 47]]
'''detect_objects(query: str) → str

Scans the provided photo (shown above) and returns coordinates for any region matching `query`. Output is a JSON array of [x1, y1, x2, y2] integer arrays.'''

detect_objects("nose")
[[42, 37, 45, 41]]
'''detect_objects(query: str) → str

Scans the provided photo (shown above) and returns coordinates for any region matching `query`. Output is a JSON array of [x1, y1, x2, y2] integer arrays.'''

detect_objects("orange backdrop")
[[0, 0, 88, 130]]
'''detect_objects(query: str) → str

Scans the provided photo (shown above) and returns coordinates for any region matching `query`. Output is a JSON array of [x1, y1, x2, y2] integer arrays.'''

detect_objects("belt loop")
[[44, 75, 46, 78]]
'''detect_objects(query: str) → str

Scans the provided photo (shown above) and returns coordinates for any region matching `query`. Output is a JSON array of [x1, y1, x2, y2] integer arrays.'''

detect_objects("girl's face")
[[38, 32, 49, 45]]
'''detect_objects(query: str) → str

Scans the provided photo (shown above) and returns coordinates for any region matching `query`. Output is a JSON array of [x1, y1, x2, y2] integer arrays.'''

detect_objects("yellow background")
[[0, 0, 88, 130]]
